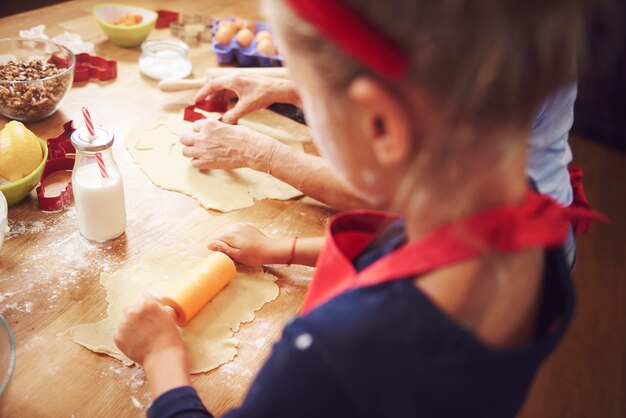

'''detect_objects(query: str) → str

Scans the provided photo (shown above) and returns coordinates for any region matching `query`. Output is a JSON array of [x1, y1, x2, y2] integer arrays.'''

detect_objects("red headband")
[[285, 0, 409, 79]]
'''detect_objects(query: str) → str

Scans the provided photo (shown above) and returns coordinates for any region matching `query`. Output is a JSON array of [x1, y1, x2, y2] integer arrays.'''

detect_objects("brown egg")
[[236, 29, 255, 48], [256, 38, 278, 55], [218, 20, 235, 32], [233, 19, 256, 32], [242, 20, 256, 32], [215, 27, 236, 46], [255, 30, 272, 43], [233, 19, 245, 30]]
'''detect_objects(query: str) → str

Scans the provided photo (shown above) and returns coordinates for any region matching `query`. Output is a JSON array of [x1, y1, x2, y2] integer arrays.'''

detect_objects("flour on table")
[[70, 249, 279, 373], [5, 220, 46, 239], [0, 210, 124, 317], [125, 110, 304, 212]]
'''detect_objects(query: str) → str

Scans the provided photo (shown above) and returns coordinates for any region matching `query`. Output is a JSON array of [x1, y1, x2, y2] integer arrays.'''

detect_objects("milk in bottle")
[[71, 126, 126, 242]]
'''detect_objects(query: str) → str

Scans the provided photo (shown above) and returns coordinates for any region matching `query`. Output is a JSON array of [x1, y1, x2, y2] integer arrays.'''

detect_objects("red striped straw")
[[82, 107, 108, 179]]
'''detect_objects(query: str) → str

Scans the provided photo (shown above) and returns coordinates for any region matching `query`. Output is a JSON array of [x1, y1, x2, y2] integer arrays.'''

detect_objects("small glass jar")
[[71, 127, 126, 242], [138, 38, 193, 80]]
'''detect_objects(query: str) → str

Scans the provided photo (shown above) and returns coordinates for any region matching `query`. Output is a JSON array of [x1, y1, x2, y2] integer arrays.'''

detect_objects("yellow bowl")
[[0, 138, 49, 207], [93, 3, 157, 48]]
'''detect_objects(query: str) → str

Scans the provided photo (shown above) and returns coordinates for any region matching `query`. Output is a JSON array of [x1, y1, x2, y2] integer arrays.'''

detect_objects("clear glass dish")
[[138, 38, 192, 80], [0, 315, 15, 397], [0, 38, 75, 122]]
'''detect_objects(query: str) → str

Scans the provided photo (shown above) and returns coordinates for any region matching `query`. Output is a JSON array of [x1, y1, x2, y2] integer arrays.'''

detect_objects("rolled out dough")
[[126, 110, 304, 212], [70, 250, 279, 373]]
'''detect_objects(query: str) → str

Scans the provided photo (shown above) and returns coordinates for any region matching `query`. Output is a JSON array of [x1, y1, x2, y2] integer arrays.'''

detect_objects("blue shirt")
[[148, 220, 574, 418]]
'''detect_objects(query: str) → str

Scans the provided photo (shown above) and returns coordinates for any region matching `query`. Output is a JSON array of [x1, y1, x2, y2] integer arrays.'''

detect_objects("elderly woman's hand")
[[194, 74, 301, 124], [180, 118, 281, 171]]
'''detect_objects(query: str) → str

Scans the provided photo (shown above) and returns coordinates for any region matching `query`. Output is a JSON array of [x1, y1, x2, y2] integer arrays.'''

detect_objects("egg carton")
[[211, 19, 283, 67]]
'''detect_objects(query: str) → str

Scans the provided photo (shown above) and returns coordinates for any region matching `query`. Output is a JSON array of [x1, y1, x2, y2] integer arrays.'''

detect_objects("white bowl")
[[0, 192, 7, 252], [0, 315, 15, 397]]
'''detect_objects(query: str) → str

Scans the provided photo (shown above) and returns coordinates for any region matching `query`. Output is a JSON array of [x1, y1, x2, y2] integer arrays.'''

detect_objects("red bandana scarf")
[[301, 189, 607, 315]]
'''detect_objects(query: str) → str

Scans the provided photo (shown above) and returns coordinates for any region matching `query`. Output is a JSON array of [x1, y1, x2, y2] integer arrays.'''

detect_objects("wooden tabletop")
[[0, 1, 332, 416]]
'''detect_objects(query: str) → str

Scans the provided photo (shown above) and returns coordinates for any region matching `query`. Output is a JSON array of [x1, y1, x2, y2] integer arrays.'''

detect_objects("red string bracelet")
[[287, 237, 299, 266]]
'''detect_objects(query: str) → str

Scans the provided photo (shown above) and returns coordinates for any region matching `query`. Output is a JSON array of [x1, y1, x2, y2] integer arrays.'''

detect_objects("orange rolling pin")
[[161, 252, 237, 327]]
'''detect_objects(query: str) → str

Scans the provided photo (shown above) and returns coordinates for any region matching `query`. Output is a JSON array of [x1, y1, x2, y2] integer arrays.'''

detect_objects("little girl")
[[115, 0, 599, 416]]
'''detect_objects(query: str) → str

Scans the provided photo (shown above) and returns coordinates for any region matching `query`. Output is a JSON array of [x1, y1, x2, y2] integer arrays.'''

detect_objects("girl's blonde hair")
[[265, 0, 585, 223], [266, 0, 583, 128]]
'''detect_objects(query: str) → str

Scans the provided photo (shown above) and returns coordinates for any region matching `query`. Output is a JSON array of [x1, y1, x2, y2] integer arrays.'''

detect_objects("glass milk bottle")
[[71, 126, 126, 242]]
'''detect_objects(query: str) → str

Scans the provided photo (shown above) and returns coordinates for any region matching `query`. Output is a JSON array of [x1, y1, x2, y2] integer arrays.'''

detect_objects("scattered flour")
[[130, 396, 142, 409], [99, 364, 149, 409], [6, 220, 47, 239], [1, 300, 34, 315], [100, 365, 146, 395], [1, 209, 123, 316], [16, 334, 48, 355], [0, 290, 21, 303], [219, 360, 254, 379]]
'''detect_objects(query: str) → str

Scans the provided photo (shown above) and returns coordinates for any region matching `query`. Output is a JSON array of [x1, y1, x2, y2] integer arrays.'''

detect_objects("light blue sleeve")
[[527, 84, 577, 206]]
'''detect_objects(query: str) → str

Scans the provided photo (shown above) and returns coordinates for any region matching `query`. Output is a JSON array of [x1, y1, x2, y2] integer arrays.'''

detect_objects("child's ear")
[[347, 77, 413, 167]]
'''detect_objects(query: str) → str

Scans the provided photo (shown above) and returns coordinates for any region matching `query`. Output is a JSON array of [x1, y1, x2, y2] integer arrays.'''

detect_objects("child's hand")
[[114, 293, 185, 366], [207, 223, 287, 267], [115, 293, 192, 399]]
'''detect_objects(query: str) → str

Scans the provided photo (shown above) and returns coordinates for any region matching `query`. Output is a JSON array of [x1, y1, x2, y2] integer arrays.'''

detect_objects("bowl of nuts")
[[0, 38, 75, 122]]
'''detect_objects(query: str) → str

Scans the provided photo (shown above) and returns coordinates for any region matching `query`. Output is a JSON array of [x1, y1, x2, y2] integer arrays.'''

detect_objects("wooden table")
[[0, 1, 332, 416]]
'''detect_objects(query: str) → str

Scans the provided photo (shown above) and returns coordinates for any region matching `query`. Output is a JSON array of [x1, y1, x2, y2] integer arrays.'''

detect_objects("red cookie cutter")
[[156, 9, 180, 29], [183, 98, 229, 122], [36, 121, 76, 212], [74, 53, 117, 83], [48, 53, 117, 83]]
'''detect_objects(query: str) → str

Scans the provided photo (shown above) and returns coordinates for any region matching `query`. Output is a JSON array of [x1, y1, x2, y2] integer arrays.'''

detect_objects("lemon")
[[0, 121, 43, 182]]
